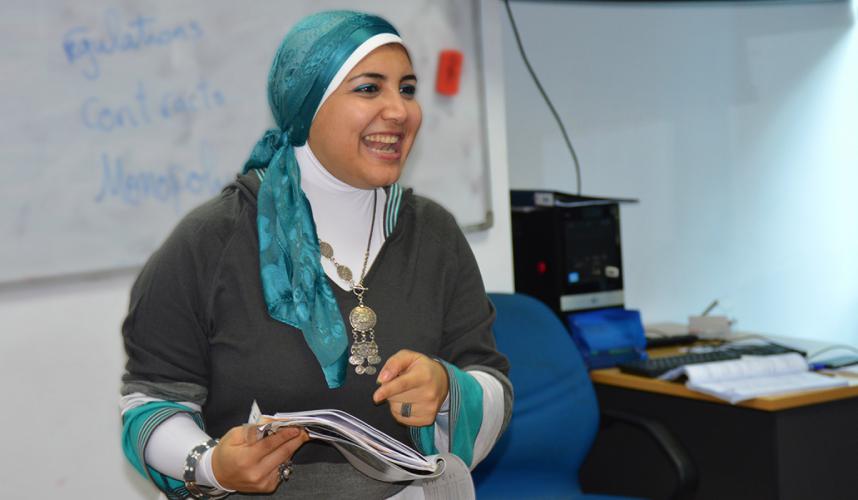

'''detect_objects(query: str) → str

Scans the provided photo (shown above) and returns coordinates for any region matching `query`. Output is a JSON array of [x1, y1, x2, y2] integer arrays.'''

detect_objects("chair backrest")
[[473, 293, 600, 495]]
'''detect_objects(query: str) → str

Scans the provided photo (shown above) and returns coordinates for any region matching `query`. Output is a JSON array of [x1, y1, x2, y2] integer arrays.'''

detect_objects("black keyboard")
[[645, 334, 699, 348], [618, 342, 806, 378]]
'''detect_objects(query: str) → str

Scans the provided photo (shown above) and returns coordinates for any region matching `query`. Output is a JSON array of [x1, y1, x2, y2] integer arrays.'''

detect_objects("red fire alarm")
[[435, 49, 463, 96]]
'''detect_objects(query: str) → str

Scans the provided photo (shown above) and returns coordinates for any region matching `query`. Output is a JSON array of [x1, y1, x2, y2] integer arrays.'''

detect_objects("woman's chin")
[[349, 157, 404, 188], [363, 167, 404, 189]]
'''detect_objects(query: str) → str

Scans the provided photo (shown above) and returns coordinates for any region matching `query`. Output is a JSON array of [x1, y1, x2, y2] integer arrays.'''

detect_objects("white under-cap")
[[313, 32, 406, 118]]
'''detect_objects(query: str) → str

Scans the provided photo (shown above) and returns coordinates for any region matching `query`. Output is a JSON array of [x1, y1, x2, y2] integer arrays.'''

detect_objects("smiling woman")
[[310, 44, 422, 190], [118, 9, 512, 500]]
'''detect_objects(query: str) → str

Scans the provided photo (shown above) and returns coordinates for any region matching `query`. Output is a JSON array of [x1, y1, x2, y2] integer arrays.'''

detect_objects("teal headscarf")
[[242, 11, 401, 389]]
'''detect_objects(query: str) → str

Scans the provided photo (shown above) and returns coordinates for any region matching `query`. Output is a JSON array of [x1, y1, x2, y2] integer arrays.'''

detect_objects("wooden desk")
[[590, 366, 858, 411], [581, 351, 858, 500]]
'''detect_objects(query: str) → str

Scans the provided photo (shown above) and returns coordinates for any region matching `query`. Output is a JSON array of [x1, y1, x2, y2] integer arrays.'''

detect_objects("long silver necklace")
[[318, 190, 381, 375]]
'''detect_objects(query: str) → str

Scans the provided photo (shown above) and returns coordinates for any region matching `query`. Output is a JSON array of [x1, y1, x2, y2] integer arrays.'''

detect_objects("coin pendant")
[[355, 365, 366, 375], [349, 355, 363, 366], [349, 305, 377, 331], [364, 365, 377, 376], [319, 241, 333, 259], [336, 265, 353, 282]]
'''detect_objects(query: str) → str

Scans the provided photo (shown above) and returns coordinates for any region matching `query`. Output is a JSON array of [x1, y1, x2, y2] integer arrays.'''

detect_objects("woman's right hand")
[[211, 425, 310, 493]]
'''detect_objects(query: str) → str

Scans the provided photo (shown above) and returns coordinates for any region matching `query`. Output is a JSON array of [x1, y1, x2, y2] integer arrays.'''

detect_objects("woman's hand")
[[372, 349, 449, 426], [211, 424, 310, 493]]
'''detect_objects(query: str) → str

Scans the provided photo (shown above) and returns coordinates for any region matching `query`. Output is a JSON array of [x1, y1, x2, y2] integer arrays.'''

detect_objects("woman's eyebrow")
[[348, 72, 385, 82], [347, 72, 418, 82]]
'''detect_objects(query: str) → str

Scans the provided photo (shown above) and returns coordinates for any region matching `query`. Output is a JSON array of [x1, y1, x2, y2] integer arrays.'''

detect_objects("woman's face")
[[308, 44, 422, 189]]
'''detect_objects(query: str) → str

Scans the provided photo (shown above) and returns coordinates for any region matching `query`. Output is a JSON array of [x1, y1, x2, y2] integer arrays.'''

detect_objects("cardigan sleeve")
[[122, 191, 243, 393], [122, 217, 213, 391], [411, 208, 513, 467], [120, 189, 243, 495]]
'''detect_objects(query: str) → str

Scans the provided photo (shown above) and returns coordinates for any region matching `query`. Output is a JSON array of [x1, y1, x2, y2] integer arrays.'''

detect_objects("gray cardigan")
[[122, 173, 511, 499]]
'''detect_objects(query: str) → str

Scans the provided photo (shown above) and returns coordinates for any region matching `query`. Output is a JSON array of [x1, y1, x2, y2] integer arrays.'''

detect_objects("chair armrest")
[[601, 409, 698, 500]]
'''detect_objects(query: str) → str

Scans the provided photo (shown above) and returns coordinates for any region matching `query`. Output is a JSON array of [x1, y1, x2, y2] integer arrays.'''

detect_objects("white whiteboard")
[[0, 0, 491, 283]]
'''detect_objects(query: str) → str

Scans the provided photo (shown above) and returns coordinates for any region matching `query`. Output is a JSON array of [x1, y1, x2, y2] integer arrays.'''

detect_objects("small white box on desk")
[[688, 315, 731, 338]]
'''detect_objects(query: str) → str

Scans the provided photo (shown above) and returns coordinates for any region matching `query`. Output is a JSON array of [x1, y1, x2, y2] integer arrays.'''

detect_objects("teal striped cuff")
[[410, 360, 484, 467], [122, 401, 205, 500]]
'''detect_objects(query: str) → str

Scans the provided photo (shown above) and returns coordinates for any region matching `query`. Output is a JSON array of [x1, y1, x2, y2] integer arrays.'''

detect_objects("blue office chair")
[[473, 293, 696, 500]]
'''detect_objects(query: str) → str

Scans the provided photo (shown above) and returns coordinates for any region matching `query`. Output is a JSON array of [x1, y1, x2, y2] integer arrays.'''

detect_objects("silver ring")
[[400, 402, 413, 418], [279, 461, 293, 482]]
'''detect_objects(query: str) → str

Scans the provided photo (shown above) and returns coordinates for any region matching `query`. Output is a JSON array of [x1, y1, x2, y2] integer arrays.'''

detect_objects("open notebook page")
[[670, 353, 847, 404]]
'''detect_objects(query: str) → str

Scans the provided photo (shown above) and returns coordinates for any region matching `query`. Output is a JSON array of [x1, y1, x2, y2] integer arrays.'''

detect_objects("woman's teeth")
[[364, 134, 399, 144], [363, 134, 400, 153]]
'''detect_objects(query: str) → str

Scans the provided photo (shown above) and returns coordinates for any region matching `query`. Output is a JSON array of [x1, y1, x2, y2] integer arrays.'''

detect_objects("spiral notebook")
[[248, 401, 445, 482]]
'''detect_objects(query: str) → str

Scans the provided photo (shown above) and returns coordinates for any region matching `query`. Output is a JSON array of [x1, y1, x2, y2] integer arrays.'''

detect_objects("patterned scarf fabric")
[[241, 11, 401, 388]]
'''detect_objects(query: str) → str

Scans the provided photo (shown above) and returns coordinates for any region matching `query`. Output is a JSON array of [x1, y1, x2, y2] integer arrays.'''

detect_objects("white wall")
[[0, 272, 154, 498], [0, 1, 511, 498], [468, 0, 515, 293], [503, 0, 858, 343]]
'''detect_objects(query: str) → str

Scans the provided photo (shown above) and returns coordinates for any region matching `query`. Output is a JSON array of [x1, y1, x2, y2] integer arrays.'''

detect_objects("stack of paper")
[[252, 406, 444, 482], [663, 353, 848, 404]]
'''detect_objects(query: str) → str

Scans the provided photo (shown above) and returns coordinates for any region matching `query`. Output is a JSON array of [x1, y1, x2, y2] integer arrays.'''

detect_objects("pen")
[[701, 299, 719, 317]]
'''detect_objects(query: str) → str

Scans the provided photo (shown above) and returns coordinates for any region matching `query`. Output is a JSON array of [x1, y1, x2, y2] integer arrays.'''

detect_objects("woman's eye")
[[400, 84, 417, 97], [354, 84, 379, 94]]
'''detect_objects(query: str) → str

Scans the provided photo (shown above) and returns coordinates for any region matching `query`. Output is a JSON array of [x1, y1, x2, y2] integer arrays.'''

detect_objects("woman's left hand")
[[372, 349, 449, 426]]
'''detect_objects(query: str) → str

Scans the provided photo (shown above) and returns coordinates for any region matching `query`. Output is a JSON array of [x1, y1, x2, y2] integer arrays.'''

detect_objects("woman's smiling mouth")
[[362, 133, 402, 160]]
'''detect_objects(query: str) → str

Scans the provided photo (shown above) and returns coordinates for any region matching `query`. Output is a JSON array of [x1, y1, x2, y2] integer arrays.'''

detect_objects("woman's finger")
[[257, 429, 311, 473], [373, 370, 423, 403], [376, 360, 446, 403], [253, 460, 287, 494], [376, 349, 420, 384], [389, 400, 435, 426], [385, 385, 443, 424], [213, 428, 309, 493], [393, 400, 424, 419], [384, 385, 433, 404], [253, 426, 302, 455], [220, 424, 253, 446]]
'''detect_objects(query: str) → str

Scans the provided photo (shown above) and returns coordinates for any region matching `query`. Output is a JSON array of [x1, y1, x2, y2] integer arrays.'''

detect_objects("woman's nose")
[[381, 93, 408, 123]]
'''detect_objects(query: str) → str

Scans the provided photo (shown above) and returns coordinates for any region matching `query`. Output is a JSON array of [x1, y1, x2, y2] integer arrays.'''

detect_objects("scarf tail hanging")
[[255, 136, 349, 388]]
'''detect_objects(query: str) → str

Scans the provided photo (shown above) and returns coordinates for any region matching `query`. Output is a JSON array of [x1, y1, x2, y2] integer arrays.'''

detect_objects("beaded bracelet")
[[183, 438, 228, 499]]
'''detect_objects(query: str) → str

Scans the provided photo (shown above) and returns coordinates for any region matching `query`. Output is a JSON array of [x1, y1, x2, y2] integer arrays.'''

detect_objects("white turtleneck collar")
[[295, 144, 387, 291]]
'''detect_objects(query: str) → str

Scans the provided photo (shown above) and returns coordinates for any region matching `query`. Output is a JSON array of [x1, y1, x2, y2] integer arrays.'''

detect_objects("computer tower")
[[510, 190, 634, 316]]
